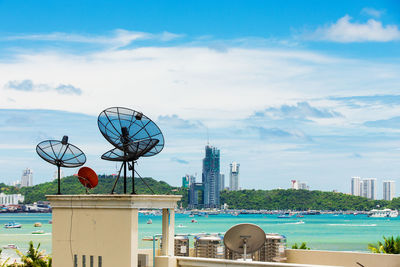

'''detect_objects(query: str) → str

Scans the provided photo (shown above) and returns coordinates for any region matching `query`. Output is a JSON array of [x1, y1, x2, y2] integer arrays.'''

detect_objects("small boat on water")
[[189, 214, 194, 218], [147, 219, 153, 224], [4, 222, 22, 228], [191, 219, 198, 223], [34, 222, 42, 227], [296, 214, 304, 218], [32, 230, 45, 235], [2, 244, 18, 249], [142, 236, 158, 241]]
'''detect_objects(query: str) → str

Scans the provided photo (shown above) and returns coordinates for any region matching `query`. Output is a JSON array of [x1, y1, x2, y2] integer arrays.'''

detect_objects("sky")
[[0, 0, 400, 197]]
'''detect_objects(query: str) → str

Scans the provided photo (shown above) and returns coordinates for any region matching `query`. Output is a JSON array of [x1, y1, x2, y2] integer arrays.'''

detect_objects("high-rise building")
[[182, 176, 189, 188], [182, 174, 196, 188], [21, 168, 33, 187], [361, 178, 377, 200], [291, 180, 309, 190], [351, 177, 377, 200], [229, 162, 240, 191], [202, 145, 220, 208], [291, 180, 298, 190], [298, 181, 309, 190], [219, 173, 225, 191], [351, 177, 361, 196], [383, 180, 395, 201]]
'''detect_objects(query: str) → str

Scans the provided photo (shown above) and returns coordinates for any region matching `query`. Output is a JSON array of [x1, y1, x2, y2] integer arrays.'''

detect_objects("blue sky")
[[0, 1, 399, 197]]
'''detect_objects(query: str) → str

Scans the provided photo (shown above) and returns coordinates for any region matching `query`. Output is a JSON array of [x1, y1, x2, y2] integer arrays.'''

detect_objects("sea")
[[0, 213, 399, 259]]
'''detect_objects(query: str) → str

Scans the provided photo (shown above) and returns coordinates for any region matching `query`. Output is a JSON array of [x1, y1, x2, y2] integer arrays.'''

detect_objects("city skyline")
[[0, 1, 399, 195]]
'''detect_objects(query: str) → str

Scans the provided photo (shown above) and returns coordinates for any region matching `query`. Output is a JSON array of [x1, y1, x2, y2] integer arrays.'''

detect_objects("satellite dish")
[[36, 136, 86, 195], [223, 223, 266, 261], [97, 107, 164, 194], [76, 167, 98, 192], [101, 139, 159, 162]]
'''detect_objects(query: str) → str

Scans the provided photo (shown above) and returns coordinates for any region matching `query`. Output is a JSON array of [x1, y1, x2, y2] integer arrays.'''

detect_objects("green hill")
[[1, 177, 400, 211], [220, 189, 399, 211], [0, 175, 187, 206]]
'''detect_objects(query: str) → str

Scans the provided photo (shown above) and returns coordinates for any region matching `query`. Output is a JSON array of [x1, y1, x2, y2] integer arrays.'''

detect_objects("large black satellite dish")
[[98, 107, 164, 194], [224, 223, 266, 261], [36, 136, 86, 194]]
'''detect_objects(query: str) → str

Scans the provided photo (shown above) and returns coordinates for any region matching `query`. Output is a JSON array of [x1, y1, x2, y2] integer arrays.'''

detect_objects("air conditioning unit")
[[194, 235, 224, 259]]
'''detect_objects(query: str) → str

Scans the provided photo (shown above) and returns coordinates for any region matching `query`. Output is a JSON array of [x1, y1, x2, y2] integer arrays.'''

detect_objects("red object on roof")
[[77, 167, 98, 189]]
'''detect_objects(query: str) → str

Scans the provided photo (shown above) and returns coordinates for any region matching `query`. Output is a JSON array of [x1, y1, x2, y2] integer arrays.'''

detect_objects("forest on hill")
[[1, 176, 399, 211]]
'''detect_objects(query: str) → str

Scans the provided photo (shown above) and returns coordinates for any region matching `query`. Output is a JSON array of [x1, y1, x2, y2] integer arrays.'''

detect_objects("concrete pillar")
[[47, 195, 181, 267], [162, 208, 175, 256]]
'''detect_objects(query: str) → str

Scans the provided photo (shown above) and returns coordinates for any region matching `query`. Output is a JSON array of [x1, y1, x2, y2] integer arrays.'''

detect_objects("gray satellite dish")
[[223, 223, 266, 261]]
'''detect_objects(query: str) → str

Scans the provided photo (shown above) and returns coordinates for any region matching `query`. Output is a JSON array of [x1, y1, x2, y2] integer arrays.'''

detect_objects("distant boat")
[[296, 214, 304, 218], [34, 222, 42, 227], [277, 215, 292, 218], [4, 222, 22, 228], [147, 219, 153, 224], [2, 244, 18, 249], [191, 219, 198, 223], [32, 230, 45, 234], [142, 236, 158, 241], [189, 214, 194, 218], [368, 209, 398, 218]]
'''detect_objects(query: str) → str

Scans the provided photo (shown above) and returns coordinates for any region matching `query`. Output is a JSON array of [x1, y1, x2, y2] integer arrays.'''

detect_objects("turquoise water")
[[1, 213, 399, 257]]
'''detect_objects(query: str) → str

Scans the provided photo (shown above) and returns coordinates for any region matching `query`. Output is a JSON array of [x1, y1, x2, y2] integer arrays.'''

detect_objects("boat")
[[368, 209, 398, 218], [32, 230, 45, 234], [296, 214, 304, 218], [34, 222, 42, 227], [4, 222, 22, 228], [147, 219, 152, 224], [189, 214, 194, 218], [191, 219, 198, 223], [142, 236, 158, 241], [2, 244, 18, 249]]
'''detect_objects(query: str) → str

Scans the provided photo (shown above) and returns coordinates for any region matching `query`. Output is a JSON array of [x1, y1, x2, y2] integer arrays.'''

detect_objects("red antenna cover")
[[77, 167, 98, 189]]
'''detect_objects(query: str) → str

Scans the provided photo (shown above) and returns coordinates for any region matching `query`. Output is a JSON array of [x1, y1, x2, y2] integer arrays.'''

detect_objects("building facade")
[[383, 180, 395, 201], [0, 193, 24, 205], [202, 145, 220, 208], [21, 168, 33, 187], [219, 173, 225, 191], [291, 180, 309, 190], [229, 162, 240, 191], [351, 176, 361, 196], [351, 177, 377, 200], [360, 178, 377, 200]]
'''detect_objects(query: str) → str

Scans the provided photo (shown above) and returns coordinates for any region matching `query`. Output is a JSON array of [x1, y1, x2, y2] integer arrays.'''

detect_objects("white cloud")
[[3, 29, 183, 49], [361, 7, 385, 18], [308, 15, 400, 42]]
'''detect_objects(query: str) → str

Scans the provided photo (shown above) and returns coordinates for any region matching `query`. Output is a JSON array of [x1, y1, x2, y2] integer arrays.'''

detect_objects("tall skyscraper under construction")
[[202, 145, 220, 208]]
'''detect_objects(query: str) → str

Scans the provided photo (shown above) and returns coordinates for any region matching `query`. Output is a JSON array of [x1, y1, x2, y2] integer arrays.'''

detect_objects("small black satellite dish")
[[98, 107, 164, 194], [224, 223, 266, 261], [36, 136, 86, 195]]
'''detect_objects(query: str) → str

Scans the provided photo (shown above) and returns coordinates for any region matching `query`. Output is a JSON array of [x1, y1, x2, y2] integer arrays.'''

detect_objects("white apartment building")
[[21, 168, 33, 187], [351, 176, 361, 196], [291, 180, 309, 190], [383, 180, 395, 201], [0, 193, 24, 205], [359, 178, 377, 200], [229, 162, 240, 191]]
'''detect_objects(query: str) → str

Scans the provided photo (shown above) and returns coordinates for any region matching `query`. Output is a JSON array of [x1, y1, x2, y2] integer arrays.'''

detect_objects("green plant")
[[368, 236, 400, 254], [16, 241, 52, 267], [291, 242, 310, 250]]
